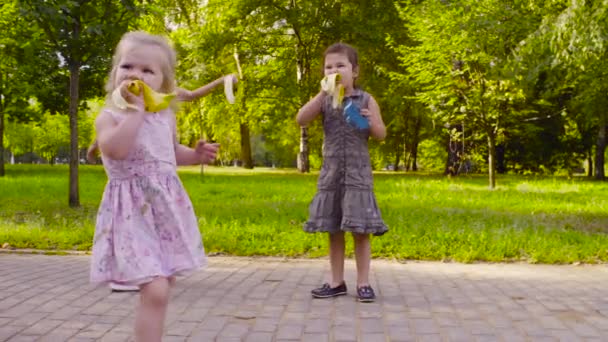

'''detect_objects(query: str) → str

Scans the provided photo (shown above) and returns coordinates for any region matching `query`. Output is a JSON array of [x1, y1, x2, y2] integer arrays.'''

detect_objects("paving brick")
[[38, 329, 79, 341], [0, 327, 22, 341], [0, 254, 607, 341], [218, 323, 250, 338], [333, 324, 357, 341], [244, 332, 273, 342], [275, 324, 303, 340]]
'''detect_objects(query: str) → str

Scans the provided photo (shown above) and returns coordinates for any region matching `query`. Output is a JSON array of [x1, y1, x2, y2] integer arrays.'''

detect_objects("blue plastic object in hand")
[[343, 99, 369, 130]]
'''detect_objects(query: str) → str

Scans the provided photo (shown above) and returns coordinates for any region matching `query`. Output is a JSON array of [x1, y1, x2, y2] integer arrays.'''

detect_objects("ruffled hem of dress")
[[304, 188, 388, 236], [304, 218, 388, 236], [341, 219, 388, 236], [304, 218, 339, 233], [90, 261, 207, 286]]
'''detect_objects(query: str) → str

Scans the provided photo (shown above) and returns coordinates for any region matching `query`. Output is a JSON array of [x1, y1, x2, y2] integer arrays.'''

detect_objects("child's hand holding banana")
[[320, 73, 344, 109], [112, 80, 176, 113]]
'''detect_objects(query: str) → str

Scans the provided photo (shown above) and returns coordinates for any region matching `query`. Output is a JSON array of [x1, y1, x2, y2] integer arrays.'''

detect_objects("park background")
[[1, 0, 607, 263]]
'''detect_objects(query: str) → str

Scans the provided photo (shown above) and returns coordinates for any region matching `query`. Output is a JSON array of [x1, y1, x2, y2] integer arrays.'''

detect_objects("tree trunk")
[[587, 149, 593, 178], [240, 123, 253, 169], [594, 123, 606, 180], [496, 144, 506, 174], [0, 73, 4, 177], [68, 62, 80, 207], [393, 146, 401, 172], [297, 126, 309, 172], [199, 108, 205, 177], [295, 40, 312, 173], [234, 62, 253, 170], [488, 133, 497, 189], [444, 124, 462, 176], [411, 115, 421, 172], [410, 143, 419, 172]]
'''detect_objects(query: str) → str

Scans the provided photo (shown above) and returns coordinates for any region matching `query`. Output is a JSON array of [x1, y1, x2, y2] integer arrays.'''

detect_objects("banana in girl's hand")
[[320, 73, 344, 109], [112, 80, 176, 112]]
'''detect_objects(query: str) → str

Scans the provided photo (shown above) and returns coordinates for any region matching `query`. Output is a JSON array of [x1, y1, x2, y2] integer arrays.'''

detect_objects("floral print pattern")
[[90, 109, 206, 286]]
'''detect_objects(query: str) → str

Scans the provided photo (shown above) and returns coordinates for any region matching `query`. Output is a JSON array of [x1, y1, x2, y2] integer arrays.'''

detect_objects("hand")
[[176, 87, 193, 101], [360, 108, 373, 126], [225, 74, 238, 85], [86, 141, 99, 164], [119, 80, 145, 112], [194, 140, 220, 164]]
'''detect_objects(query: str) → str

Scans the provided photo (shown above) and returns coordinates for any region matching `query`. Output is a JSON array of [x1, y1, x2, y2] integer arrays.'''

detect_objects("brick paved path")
[[0, 254, 607, 341]]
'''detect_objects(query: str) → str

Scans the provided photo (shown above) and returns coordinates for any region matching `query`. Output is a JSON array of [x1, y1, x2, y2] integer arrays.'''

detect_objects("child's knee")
[[141, 278, 170, 307], [329, 231, 345, 243], [352, 233, 369, 243]]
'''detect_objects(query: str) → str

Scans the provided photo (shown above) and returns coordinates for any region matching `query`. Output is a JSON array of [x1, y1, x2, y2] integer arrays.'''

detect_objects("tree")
[[33, 112, 70, 164], [177, 0, 412, 172], [0, 1, 43, 175], [543, 0, 608, 179], [397, 0, 545, 188], [175, 0, 330, 170], [4, 121, 36, 161], [19, 0, 148, 206]]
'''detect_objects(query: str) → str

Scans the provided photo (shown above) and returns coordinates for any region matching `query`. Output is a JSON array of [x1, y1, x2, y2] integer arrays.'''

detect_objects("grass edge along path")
[[1, 164, 607, 264]]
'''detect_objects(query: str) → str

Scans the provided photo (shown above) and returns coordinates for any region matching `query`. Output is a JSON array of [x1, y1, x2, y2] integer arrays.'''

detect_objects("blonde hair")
[[105, 31, 177, 95]]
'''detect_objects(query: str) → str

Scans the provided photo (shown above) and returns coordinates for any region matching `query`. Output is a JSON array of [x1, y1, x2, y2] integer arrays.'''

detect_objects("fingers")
[[195, 141, 220, 164], [231, 74, 239, 83], [205, 142, 220, 151], [194, 140, 206, 154], [118, 80, 144, 111], [360, 108, 371, 117], [119, 81, 131, 99], [86, 153, 96, 164], [195, 141, 218, 152], [86, 146, 98, 164], [202, 144, 219, 160]]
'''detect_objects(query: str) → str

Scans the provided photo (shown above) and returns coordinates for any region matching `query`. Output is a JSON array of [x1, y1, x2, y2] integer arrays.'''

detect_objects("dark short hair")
[[323, 43, 359, 68]]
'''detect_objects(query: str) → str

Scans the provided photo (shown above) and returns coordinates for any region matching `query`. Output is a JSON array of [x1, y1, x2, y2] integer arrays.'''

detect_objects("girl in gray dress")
[[296, 43, 388, 302]]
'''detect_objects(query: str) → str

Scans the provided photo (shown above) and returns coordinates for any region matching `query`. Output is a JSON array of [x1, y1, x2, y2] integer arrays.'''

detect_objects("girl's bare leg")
[[135, 277, 171, 342], [353, 233, 371, 286], [329, 231, 346, 287]]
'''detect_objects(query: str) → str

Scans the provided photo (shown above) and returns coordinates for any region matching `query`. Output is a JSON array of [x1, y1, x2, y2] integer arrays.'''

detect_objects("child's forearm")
[[175, 144, 201, 165], [296, 91, 325, 126], [370, 121, 387, 140], [178, 77, 226, 102], [97, 112, 146, 160]]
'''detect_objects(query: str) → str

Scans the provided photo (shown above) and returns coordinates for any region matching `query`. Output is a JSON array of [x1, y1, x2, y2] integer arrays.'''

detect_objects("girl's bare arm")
[[362, 96, 387, 140], [177, 74, 236, 102], [296, 91, 326, 126]]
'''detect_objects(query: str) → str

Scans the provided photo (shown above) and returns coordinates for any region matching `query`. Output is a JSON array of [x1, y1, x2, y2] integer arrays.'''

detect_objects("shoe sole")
[[357, 297, 375, 303], [311, 291, 347, 298]]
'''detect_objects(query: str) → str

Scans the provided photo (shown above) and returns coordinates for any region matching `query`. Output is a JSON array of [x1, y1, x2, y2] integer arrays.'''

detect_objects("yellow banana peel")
[[111, 80, 176, 112], [320, 73, 344, 109]]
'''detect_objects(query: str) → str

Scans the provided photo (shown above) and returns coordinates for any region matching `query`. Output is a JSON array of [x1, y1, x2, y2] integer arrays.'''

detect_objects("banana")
[[111, 86, 138, 111], [320, 73, 344, 109], [112, 80, 176, 112], [224, 75, 235, 104]]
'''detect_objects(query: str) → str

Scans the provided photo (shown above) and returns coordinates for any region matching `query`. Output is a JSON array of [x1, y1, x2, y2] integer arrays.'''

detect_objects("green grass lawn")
[[1, 164, 607, 263]]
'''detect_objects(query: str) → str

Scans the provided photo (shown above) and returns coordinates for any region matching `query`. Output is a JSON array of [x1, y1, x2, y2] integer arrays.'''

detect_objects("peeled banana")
[[111, 80, 176, 112], [320, 73, 344, 109], [224, 75, 235, 104]]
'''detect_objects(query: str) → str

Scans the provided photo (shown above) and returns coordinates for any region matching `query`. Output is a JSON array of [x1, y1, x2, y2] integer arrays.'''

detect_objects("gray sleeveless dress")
[[304, 89, 388, 236]]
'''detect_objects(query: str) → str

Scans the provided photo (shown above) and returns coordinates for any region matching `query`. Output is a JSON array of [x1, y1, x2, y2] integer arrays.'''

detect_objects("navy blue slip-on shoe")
[[311, 282, 347, 298]]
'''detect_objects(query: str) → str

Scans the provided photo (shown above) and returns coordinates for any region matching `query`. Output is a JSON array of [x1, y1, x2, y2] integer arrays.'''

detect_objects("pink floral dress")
[[90, 109, 206, 286]]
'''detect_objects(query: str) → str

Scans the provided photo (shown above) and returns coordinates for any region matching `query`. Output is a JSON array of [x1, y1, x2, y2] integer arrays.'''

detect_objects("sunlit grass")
[[1, 164, 607, 263]]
